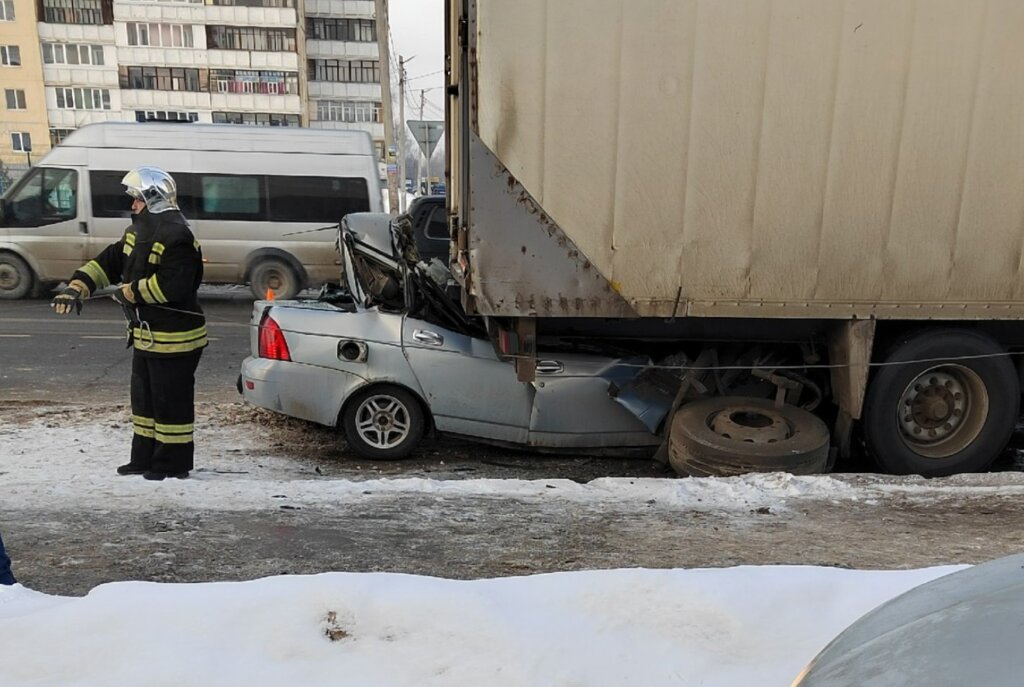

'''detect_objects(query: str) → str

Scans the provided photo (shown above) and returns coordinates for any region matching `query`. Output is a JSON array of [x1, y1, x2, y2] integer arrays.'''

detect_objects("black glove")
[[51, 285, 84, 316]]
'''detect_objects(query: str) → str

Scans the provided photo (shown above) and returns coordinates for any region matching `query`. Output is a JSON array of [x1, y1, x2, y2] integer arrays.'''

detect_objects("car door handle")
[[413, 329, 444, 346], [78, 221, 89, 234], [536, 360, 564, 375]]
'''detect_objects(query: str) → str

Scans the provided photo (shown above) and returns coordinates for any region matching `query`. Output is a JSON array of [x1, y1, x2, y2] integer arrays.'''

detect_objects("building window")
[[55, 87, 111, 110], [40, 0, 110, 25], [212, 111, 299, 126], [210, 69, 297, 95], [42, 43, 104, 65], [306, 17, 376, 42], [127, 23, 194, 48], [0, 45, 20, 66], [121, 66, 203, 92], [135, 110, 198, 122], [207, 26, 296, 52], [4, 89, 26, 110], [315, 100, 382, 123], [10, 132, 31, 152], [210, 0, 294, 7], [0, 0, 14, 20], [307, 59, 379, 84], [49, 128, 75, 147]]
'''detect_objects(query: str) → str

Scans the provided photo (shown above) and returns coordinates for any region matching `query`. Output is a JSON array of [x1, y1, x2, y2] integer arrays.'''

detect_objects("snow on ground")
[[2, 405, 1016, 684], [0, 563, 962, 687], [4, 404, 1024, 515]]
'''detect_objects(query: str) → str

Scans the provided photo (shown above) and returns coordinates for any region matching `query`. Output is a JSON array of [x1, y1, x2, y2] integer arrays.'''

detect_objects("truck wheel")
[[342, 385, 426, 460], [250, 258, 301, 300], [862, 330, 1018, 477], [668, 397, 830, 477], [0, 253, 34, 300]]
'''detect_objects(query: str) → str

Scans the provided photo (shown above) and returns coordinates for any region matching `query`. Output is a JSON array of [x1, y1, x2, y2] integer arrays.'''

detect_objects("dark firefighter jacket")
[[71, 208, 207, 357]]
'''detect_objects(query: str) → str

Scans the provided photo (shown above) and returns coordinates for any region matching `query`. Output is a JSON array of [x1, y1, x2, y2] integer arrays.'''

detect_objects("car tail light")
[[258, 313, 291, 361]]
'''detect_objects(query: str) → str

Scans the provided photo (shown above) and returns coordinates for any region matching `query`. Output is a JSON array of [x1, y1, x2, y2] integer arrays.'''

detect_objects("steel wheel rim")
[[896, 364, 989, 458], [708, 407, 793, 444], [0, 263, 21, 290], [354, 394, 412, 450], [266, 270, 288, 291]]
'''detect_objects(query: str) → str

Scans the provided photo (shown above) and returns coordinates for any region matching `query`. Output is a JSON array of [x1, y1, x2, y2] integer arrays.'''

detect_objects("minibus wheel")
[[249, 258, 300, 300], [0, 253, 33, 300]]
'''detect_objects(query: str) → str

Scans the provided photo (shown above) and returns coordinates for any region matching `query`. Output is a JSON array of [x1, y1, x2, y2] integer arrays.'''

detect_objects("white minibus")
[[0, 122, 383, 299]]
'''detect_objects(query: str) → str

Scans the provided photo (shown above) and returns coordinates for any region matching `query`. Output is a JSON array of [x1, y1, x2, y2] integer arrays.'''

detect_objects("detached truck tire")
[[863, 330, 1019, 477], [669, 397, 830, 477]]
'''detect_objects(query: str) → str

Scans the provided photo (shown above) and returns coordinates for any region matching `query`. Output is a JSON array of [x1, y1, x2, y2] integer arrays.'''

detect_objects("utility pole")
[[417, 90, 425, 194], [398, 55, 409, 213], [374, 0, 399, 215]]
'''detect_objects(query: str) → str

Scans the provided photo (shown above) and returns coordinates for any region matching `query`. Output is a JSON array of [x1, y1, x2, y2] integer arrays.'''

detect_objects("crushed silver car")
[[238, 213, 661, 459]]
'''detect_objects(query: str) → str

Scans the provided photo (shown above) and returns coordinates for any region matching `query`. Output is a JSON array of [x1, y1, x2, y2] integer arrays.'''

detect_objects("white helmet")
[[122, 166, 178, 214]]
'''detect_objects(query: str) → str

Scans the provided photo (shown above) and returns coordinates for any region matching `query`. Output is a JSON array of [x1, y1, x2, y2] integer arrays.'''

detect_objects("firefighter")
[[51, 167, 207, 481]]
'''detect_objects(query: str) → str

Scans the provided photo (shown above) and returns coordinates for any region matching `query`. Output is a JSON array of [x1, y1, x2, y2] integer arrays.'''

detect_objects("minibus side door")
[[1, 165, 88, 282]]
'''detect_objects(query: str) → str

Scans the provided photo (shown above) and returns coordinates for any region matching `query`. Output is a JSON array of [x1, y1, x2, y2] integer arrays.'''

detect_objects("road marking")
[[0, 317, 248, 328], [0, 334, 30, 338]]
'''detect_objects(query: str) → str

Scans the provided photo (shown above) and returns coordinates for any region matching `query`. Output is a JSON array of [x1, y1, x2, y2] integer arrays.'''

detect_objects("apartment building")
[[304, 0, 383, 160], [0, 0, 48, 172], [2, 0, 383, 171]]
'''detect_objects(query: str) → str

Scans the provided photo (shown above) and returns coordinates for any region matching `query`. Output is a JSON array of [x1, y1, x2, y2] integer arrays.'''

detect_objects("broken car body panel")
[[240, 213, 661, 450]]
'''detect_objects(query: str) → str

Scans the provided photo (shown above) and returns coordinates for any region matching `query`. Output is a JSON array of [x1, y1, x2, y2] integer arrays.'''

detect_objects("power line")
[[407, 69, 444, 82]]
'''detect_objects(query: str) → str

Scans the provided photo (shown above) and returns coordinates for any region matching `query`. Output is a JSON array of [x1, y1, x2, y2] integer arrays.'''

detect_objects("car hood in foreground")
[[793, 552, 1024, 686]]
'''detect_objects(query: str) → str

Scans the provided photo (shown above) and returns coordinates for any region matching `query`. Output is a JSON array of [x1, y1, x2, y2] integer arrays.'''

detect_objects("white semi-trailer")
[[446, 0, 1024, 476]]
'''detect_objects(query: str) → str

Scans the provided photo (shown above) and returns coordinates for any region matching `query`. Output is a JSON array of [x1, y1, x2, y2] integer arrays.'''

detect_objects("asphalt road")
[[0, 286, 256, 403]]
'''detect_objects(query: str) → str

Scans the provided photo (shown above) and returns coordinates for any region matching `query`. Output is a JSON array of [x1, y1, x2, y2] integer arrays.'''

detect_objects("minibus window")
[[267, 175, 369, 223], [91, 170, 196, 218], [6, 168, 77, 228], [199, 174, 263, 219], [90, 170, 132, 218]]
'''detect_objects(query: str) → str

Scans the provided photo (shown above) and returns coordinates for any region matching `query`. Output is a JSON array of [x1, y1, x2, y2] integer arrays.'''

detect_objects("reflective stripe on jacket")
[[72, 208, 207, 357]]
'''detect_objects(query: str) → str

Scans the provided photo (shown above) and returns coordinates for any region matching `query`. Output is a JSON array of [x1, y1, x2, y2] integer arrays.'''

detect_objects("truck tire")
[[249, 258, 301, 300], [862, 330, 1018, 477], [668, 397, 830, 478], [0, 253, 34, 300], [341, 385, 426, 460]]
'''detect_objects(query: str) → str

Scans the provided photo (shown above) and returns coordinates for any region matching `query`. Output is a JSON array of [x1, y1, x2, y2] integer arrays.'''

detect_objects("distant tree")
[[0, 159, 12, 195]]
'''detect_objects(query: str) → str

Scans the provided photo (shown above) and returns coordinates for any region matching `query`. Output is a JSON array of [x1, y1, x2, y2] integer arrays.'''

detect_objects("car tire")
[[0, 253, 34, 300], [342, 385, 426, 460], [249, 258, 301, 300], [862, 329, 1018, 477], [668, 397, 831, 477]]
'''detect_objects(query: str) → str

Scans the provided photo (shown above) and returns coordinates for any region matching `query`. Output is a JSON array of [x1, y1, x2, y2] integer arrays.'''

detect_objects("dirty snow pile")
[[0, 564, 960, 687]]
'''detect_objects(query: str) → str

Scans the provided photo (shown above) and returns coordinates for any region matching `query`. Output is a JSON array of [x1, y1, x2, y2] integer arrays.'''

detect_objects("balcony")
[[305, 40, 377, 60]]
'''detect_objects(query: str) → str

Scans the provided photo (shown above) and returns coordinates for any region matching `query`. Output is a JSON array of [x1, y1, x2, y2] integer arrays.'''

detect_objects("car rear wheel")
[[342, 385, 426, 460], [0, 253, 34, 300]]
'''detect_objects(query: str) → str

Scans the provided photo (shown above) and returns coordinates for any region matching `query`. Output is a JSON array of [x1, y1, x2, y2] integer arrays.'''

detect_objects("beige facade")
[[0, 0, 383, 180], [0, 0, 50, 168]]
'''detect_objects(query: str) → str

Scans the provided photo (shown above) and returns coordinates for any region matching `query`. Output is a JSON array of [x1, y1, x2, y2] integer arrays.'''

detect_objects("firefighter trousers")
[[128, 349, 203, 474]]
